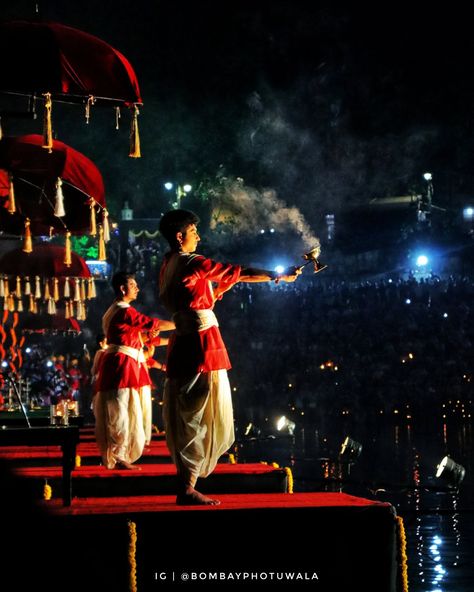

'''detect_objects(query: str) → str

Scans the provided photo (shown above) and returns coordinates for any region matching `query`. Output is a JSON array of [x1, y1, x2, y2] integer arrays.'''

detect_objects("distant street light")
[[164, 182, 192, 209]]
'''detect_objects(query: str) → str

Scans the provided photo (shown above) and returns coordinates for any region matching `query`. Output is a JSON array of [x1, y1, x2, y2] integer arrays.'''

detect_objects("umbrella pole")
[[3, 373, 31, 428]]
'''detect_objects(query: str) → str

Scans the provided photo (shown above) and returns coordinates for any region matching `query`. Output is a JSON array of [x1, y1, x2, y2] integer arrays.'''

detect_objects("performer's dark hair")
[[111, 271, 135, 297], [159, 209, 200, 248]]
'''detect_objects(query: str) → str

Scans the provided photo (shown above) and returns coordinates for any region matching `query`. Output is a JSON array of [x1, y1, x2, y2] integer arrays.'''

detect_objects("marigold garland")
[[284, 467, 294, 494], [43, 482, 52, 501], [396, 515, 409, 592], [128, 520, 138, 592], [228, 453, 236, 464], [75, 455, 81, 468]]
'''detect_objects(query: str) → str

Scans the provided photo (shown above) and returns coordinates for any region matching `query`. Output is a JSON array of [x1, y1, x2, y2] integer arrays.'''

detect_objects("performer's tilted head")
[[159, 209, 200, 250]]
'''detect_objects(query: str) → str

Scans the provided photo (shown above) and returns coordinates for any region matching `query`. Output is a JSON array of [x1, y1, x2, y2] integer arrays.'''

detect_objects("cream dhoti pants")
[[163, 369, 234, 488]]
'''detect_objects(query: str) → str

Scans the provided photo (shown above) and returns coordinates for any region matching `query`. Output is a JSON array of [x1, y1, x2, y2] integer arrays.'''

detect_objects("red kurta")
[[159, 252, 241, 378], [95, 302, 161, 392]]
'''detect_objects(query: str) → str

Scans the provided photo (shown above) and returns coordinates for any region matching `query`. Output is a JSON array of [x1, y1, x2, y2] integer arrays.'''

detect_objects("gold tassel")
[[32, 299, 37, 314], [54, 178, 66, 217], [89, 199, 97, 236], [24, 277, 31, 296], [3, 278, 9, 298], [87, 278, 96, 299], [7, 294, 15, 312], [98, 225, 106, 261], [53, 278, 59, 301], [7, 174, 15, 214], [64, 231, 72, 266], [103, 209, 110, 242], [73, 279, 80, 301], [34, 276, 41, 299], [0, 275, 4, 298], [28, 294, 34, 313], [42, 92, 53, 153], [80, 279, 86, 302], [64, 300, 71, 319], [129, 104, 141, 158], [44, 279, 51, 301], [63, 278, 70, 299], [15, 277, 21, 297], [17, 297, 23, 313], [23, 219, 33, 253]]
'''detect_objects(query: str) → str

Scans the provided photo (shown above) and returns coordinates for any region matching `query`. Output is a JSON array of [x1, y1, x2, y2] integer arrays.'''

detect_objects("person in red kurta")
[[93, 272, 174, 469], [158, 209, 301, 504]]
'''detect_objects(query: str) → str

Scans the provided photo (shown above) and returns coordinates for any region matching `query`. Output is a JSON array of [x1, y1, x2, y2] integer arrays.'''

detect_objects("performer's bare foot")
[[114, 460, 142, 470], [176, 487, 220, 506]]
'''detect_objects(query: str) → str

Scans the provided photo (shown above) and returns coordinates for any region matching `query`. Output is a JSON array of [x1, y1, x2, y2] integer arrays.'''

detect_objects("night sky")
[[1, 1, 474, 248]]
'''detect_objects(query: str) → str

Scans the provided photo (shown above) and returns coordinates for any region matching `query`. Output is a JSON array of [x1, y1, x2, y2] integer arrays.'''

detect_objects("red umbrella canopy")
[[0, 134, 105, 236], [0, 20, 142, 105], [0, 245, 91, 278]]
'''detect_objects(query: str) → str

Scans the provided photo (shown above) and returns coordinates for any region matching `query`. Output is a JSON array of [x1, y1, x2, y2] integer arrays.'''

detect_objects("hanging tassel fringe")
[[24, 277, 31, 296], [54, 178, 66, 217], [63, 278, 70, 299], [64, 232, 72, 266], [129, 104, 141, 158], [73, 279, 80, 302], [87, 278, 96, 299], [98, 225, 106, 261], [15, 277, 21, 297], [103, 209, 110, 242], [42, 92, 53, 153], [7, 174, 16, 214], [53, 278, 59, 301], [23, 219, 33, 253], [89, 200, 97, 236], [34, 276, 41, 299]]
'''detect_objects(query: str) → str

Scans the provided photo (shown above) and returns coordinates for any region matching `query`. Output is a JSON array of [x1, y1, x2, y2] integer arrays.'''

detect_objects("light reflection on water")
[[235, 415, 473, 592]]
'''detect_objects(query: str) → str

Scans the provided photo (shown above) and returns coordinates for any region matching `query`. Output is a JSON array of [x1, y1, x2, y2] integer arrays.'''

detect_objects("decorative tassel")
[[63, 278, 70, 299], [98, 225, 106, 261], [64, 300, 70, 319], [103, 209, 110, 242], [0, 276, 4, 298], [7, 294, 15, 312], [3, 299, 8, 312], [42, 92, 53, 153], [80, 279, 86, 302], [17, 298, 23, 312], [64, 231, 72, 266], [23, 219, 33, 253], [53, 278, 59, 301], [89, 199, 97, 236], [73, 278, 80, 301], [7, 174, 15, 214], [54, 178, 66, 217], [15, 277, 21, 297], [29, 294, 34, 313], [3, 278, 9, 298], [24, 277, 31, 296], [87, 278, 96, 299], [34, 276, 41, 299], [47, 298, 56, 315], [115, 106, 121, 129], [32, 299, 37, 314], [129, 104, 141, 158], [44, 280, 51, 301]]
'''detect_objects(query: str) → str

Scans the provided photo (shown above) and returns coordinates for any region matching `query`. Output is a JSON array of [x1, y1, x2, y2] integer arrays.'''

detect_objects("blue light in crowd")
[[463, 207, 474, 220], [46, 360, 53, 367], [25, 347, 32, 353], [416, 254, 429, 266], [270, 228, 275, 233], [1, 361, 8, 368], [274, 265, 285, 274], [443, 313, 448, 318], [405, 298, 411, 304], [164, 182, 173, 191], [260, 229, 265, 234]]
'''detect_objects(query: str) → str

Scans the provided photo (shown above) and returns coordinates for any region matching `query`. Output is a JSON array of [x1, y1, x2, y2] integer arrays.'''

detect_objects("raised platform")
[[41, 492, 400, 591]]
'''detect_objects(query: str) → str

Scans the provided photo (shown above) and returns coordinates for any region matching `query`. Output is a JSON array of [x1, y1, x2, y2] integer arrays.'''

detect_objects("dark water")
[[236, 413, 474, 592]]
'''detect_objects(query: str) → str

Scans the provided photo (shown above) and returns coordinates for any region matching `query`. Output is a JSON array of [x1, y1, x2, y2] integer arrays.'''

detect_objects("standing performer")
[[93, 271, 174, 470], [158, 209, 300, 504]]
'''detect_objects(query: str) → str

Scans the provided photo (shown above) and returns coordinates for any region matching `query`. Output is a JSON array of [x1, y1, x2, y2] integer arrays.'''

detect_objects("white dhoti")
[[93, 387, 146, 469], [140, 385, 152, 445], [163, 369, 234, 487]]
